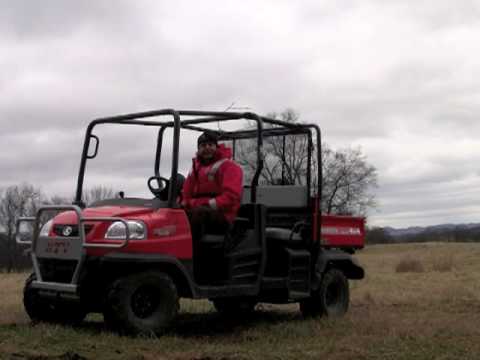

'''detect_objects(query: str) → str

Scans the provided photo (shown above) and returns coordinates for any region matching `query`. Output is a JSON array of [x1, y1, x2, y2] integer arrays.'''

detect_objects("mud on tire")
[[103, 271, 179, 336], [300, 268, 349, 318]]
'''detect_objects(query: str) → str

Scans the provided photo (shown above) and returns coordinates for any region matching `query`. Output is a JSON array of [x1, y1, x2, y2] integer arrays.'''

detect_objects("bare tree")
[[321, 145, 377, 215], [236, 109, 310, 185], [234, 109, 378, 216], [0, 184, 43, 272], [83, 185, 117, 206], [47, 195, 73, 205]]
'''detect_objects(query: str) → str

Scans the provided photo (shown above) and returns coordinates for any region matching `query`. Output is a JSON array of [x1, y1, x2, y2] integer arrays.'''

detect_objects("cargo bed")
[[321, 215, 365, 249]]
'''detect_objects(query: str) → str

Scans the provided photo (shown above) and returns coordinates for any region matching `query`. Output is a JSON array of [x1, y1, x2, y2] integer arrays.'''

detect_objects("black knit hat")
[[197, 131, 219, 147]]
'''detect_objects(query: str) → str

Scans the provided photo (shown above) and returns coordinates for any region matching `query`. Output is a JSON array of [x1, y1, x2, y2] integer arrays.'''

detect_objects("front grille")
[[38, 258, 78, 283], [53, 224, 94, 237]]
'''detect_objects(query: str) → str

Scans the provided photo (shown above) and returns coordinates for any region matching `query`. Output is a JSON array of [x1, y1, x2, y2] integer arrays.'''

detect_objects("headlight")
[[39, 219, 53, 237], [105, 220, 146, 240]]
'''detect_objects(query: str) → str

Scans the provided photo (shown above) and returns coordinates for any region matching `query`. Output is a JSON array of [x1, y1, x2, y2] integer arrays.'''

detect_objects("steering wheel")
[[147, 176, 169, 198]]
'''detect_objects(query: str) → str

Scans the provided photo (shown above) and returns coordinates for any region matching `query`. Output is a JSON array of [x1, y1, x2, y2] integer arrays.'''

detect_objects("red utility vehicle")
[[16, 110, 365, 335]]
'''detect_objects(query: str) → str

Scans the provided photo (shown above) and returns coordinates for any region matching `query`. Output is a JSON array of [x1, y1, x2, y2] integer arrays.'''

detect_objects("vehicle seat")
[[200, 216, 250, 250], [265, 222, 308, 248]]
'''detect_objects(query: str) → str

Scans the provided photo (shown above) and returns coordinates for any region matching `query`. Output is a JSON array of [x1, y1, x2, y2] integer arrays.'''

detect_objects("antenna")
[[219, 102, 251, 131]]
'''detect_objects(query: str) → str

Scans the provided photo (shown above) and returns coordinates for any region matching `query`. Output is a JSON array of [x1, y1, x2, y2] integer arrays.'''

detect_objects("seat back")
[[242, 185, 308, 208]]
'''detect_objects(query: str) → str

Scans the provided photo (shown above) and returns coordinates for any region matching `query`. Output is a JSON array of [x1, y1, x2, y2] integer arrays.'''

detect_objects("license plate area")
[[36, 236, 84, 260]]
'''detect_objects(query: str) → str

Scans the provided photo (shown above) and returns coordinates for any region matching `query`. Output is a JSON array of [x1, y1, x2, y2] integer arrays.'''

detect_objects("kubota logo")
[[321, 226, 362, 236], [62, 226, 73, 236]]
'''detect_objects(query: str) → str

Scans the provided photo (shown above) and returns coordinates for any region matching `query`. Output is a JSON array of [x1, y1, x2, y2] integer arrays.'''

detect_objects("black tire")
[[212, 297, 257, 316], [103, 271, 179, 336], [300, 268, 349, 318], [23, 273, 87, 325]]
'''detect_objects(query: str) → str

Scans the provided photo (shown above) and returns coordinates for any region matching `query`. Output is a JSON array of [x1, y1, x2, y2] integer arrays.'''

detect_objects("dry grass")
[[1, 242, 480, 359], [0, 272, 29, 325], [432, 254, 454, 272], [351, 242, 480, 306], [395, 257, 425, 273]]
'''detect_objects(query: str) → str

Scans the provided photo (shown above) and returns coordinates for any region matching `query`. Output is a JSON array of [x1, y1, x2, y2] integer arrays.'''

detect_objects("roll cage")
[[74, 109, 322, 231]]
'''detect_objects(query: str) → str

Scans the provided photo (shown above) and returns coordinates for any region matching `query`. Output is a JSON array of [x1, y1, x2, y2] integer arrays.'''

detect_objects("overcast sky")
[[2, 0, 480, 228]]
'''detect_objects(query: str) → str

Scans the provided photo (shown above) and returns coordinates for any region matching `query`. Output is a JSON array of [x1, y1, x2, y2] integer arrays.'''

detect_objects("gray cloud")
[[0, 1, 139, 39], [2, 1, 480, 228]]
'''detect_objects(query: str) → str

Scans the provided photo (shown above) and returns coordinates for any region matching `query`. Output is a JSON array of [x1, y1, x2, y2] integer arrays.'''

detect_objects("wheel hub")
[[131, 286, 160, 319]]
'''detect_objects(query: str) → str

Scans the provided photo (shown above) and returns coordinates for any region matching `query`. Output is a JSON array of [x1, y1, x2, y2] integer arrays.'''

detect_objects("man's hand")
[[190, 198, 210, 208]]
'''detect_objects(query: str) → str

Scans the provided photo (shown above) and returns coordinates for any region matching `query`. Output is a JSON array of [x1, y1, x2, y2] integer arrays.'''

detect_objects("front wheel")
[[104, 271, 179, 336], [300, 268, 349, 318], [23, 273, 86, 325]]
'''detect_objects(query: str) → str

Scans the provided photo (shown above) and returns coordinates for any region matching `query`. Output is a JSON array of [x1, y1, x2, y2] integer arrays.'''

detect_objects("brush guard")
[[16, 205, 130, 294]]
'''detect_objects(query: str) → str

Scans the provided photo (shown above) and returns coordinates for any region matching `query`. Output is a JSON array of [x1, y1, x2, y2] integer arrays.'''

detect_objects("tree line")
[[366, 225, 480, 245]]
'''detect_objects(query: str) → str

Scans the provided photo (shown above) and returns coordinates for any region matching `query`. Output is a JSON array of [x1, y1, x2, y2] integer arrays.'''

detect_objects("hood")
[[194, 143, 232, 167], [53, 206, 154, 224]]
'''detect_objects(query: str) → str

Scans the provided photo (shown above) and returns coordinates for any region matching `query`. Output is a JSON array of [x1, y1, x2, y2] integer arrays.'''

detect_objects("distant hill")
[[367, 223, 480, 244], [384, 223, 480, 238]]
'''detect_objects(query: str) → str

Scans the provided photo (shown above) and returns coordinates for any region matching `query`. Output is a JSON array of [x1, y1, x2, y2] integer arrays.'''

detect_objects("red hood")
[[54, 206, 154, 224], [193, 143, 232, 167]]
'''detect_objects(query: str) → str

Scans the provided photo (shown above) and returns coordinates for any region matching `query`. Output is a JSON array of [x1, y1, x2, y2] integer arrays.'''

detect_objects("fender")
[[93, 253, 197, 298], [315, 249, 364, 281]]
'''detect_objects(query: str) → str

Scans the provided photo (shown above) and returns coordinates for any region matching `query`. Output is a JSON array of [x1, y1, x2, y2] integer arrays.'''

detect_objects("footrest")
[[32, 281, 78, 293], [285, 248, 311, 298], [227, 248, 262, 285]]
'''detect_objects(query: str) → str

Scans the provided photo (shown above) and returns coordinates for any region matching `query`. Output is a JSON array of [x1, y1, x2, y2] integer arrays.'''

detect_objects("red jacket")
[[182, 144, 243, 223]]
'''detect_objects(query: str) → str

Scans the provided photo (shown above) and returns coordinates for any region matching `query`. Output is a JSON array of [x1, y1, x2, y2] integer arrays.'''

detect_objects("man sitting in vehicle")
[[181, 131, 243, 242]]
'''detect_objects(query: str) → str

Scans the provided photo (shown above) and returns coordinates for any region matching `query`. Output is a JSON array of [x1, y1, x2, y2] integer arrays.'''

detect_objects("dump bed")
[[320, 215, 365, 249]]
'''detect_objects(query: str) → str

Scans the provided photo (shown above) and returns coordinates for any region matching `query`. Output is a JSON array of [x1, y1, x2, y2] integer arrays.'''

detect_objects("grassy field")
[[1, 242, 480, 359]]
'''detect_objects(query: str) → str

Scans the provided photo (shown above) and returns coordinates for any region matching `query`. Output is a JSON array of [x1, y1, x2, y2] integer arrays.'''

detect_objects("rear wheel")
[[300, 268, 349, 318], [104, 271, 179, 336], [23, 273, 86, 325], [213, 297, 257, 316]]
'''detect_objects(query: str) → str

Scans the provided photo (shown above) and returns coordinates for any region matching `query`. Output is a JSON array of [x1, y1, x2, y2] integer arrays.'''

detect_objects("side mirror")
[[87, 135, 99, 159]]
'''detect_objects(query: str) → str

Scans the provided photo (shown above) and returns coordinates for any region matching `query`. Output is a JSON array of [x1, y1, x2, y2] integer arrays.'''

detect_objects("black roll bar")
[[154, 126, 167, 178], [74, 109, 182, 207], [73, 109, 317, 213], [243, 112, 264, 203], [169, 111, 181, 208]]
